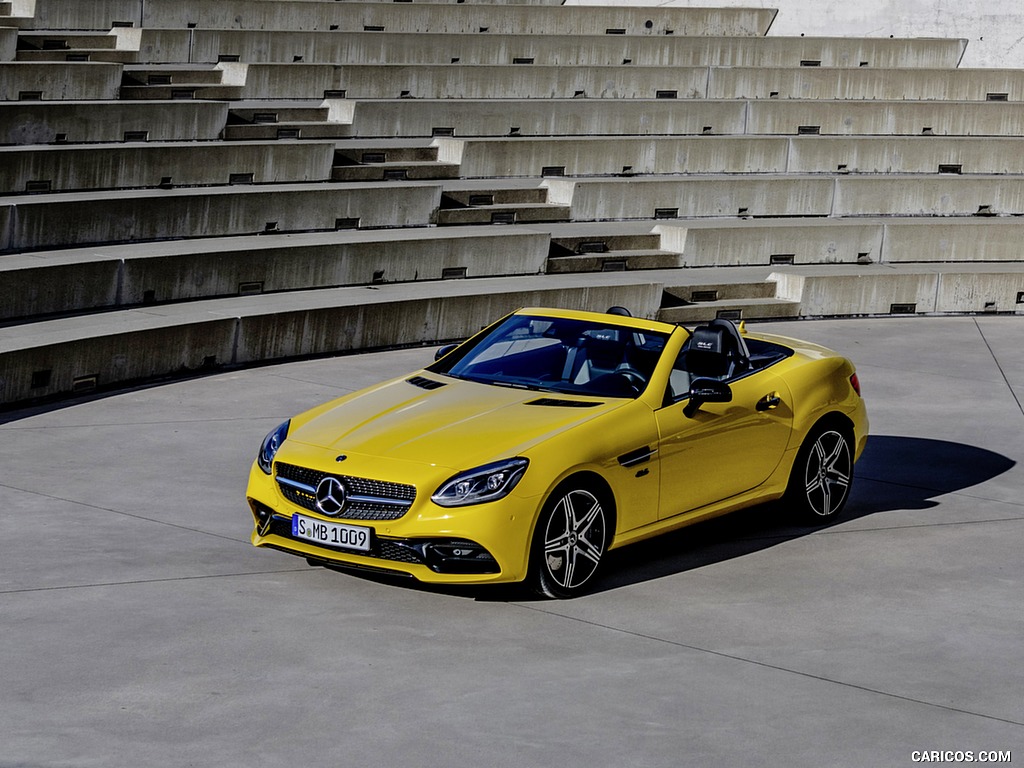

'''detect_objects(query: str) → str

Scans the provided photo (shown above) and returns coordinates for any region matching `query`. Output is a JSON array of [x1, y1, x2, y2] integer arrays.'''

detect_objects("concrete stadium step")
[[436, 184, 570, 224], [0, 61, 122, 100], [0, 182, 443, 252], [129, 3, 776, 37], [543, 173, 1024, 221], [237, 62, 712, 101], [546, 233, 682, 273], [657, 297, 802, 324], [0, 100, 230, 144], [547, 250, 683, 274], [169, 28, 965, 69], [437, 203, 572, 226], [15, 29, 139, 63], [708, 66, 1024, 101], [310, 98, 1024, 140], [17, 31, 121, 51], [0, 140, 339, 194], [746, 99, 1024, 137], [438, 135, 1024, 178], [331, 161, 460, 183], [224, 100, 349, 140], [658, 280, 800, 323], [332, 141, 460, 181], [332, 98, 747, 139], [0, 227, 552, 322], [199, 62, 1024, 102], [119, 63, 247, 100]]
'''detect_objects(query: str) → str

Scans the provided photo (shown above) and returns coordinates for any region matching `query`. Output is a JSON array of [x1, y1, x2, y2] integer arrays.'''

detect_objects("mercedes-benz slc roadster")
[[246, 307, 868, 598]]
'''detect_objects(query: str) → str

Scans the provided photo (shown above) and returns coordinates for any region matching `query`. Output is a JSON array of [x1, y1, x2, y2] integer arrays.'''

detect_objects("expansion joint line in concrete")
[[973, 317, 1024, 419], [518, 603, 1024, 728]]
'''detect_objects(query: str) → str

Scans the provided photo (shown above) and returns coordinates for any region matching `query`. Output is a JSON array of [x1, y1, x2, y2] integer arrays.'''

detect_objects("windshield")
[[429, 314, 669, 398]]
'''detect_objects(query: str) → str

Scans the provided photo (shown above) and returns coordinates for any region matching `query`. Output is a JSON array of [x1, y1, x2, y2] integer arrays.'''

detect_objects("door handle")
[[756, 392, 781, 411]]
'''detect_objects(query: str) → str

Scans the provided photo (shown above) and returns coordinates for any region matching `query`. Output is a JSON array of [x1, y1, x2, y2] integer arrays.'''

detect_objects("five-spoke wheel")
[[532, 483, 610, 599], [788, 425, 853, 523]]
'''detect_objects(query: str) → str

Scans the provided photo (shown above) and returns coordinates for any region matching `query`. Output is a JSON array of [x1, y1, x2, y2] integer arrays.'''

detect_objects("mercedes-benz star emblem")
[[315, 476, 347, 517]]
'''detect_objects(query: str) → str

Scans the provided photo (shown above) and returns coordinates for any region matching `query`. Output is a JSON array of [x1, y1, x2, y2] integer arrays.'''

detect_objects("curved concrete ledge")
[[3, 263, 1022, 408], [0, 182, 443, 252]]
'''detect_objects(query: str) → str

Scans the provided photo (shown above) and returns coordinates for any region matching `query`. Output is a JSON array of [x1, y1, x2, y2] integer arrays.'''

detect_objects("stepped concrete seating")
[[545, 176, 836, 220], [4, 0, 1024, 408], [0, 61, 122, 100], [142, 28, 967, 69], [118, 61, 1024, 102], [543, 174, 1024, 221], [663, 217, 1024, 268], [145, 3, 775, 37], [274, 98, 1024, 140], [9, 211, 1024, 321], [745, 99, 1024, 136], [709, 67, 1024, 101], [8, 1, 775, 35], [0, 140, 337, 193], [0, 100, 229, 143], [3, 263, 1022, 405], [430, 135, 1024, 178], [0, 227, 551, 321], [0, 183, 442, 252]]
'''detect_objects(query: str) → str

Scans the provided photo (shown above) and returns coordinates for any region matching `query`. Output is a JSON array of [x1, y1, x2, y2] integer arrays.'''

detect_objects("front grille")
[[275, 462, 416, 521]]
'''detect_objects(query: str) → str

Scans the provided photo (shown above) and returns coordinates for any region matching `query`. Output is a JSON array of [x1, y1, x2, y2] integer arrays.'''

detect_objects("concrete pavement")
[[1, 316, 1022, 767]]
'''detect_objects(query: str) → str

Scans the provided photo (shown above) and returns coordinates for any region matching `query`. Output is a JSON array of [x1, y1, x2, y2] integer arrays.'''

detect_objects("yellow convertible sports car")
[[247, 307, 868, 598]]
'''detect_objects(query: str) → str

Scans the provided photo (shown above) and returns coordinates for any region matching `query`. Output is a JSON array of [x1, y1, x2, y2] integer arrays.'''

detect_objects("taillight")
[[850, 373, 862, 397]]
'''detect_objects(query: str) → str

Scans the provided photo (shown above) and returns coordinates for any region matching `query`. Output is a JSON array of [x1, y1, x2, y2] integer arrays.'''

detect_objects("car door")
[[655, 369, 794, 520]]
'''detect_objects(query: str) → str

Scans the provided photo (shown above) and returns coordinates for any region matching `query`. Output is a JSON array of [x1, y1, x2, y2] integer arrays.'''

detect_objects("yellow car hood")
[[288, 374, 622, 470]]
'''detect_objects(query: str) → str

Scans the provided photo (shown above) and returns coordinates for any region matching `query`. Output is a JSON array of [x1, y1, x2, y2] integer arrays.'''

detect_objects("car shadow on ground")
[[322, 435, 1016, 601], [585, 434, 1017, 597]]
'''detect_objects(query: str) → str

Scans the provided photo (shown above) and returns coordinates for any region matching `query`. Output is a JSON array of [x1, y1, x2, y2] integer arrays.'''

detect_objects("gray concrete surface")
[[2, 316, 1021, 767]]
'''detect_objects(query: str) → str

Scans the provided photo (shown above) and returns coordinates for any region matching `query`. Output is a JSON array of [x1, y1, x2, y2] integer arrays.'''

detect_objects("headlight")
[[257, 419, 290, 475], [431, 458, 529, 507]]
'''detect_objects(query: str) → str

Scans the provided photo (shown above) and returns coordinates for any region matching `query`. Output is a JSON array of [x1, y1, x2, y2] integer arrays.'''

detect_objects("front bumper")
[[246, 459, 538, 585]]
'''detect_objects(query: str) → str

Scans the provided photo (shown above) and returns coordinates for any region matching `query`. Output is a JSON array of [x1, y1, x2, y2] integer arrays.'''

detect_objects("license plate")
[[292, 514, 371, 552]]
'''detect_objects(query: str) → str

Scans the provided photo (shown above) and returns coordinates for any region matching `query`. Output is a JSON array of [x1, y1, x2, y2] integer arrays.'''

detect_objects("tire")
[[787, 423, 854, 524], [531, 482, 611, 599]]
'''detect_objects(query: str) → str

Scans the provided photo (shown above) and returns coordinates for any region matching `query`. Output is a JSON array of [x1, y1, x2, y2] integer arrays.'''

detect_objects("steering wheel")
[[615, 365, 647, 394]]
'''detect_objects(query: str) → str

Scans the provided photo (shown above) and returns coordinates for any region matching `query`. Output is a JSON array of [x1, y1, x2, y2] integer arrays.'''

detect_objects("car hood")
[[288, 373, 622, 470]]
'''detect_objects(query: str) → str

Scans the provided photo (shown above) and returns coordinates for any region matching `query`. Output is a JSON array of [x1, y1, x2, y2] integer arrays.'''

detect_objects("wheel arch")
[[804, 410, 856, 444], [532, 469, 618, 544]]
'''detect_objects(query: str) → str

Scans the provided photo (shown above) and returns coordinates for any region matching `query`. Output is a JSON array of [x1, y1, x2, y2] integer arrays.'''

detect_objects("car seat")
[[682, 319, 751, 380]]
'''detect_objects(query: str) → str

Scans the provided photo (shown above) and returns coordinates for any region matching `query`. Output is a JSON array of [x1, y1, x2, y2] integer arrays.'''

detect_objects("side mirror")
[[434, 343, 459, 361], [683, 377, 732, 418]]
